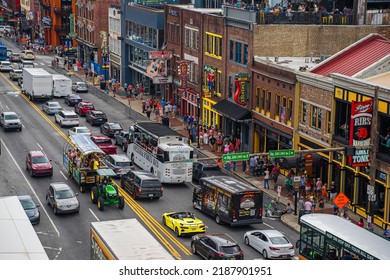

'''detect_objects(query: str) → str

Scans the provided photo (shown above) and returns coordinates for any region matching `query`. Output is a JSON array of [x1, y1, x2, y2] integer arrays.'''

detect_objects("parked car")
[[21, 50, 35, 60], [0, 60, 13, 72], [25, 150, 53, 177], [192, 159, 225, 182], [9, 52, 21, 62], [46, 182, 80, 215], [0, 111, 22, 131], [162, 212, 206, 237], [18, 195, 40, 225], [86, 110, 108, 126], [191, 233, 244, 260], [0, 25, 12, 33], [104, 154, 134, 178], [72, 81, 88, 93], [75, 101, 95, 116], [55, 110, 79, 127], [120, 170, 163, 200], [42, 101, 63, 115], [68, 126, 91, 136], [243, 229, 295, 259], [114, 130, 130, 151], [65, 94, 82, 106], [100, 122, 123, 137], [91, 135, 117, 154], [9, 69, 22, 80]]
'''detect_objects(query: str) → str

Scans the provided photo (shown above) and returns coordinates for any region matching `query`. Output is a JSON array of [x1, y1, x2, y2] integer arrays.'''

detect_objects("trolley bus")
[[127, 122, 194, 183], [297, 214, 390, 260]]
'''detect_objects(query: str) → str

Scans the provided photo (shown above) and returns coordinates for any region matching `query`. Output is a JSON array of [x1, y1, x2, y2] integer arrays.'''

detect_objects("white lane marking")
[[59, 170, 68, 180], [0, 139, 60, 237], [5, 105, 9, 110], [40, 63, 45, 66], [263, 222, 275, 229], [37, 142, 44, 151], [89, 208, 100, 222]]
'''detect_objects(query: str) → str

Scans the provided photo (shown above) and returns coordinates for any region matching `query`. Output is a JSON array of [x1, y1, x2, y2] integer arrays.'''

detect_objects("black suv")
[[191, 233, 244, 260], [86, 110, 108, 126], [192, 159, 225, 182], [120, 170, 163, 200]]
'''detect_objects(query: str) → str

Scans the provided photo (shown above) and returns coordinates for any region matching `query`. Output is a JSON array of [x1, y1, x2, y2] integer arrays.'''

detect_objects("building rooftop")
[[254, 55, 322, 72]]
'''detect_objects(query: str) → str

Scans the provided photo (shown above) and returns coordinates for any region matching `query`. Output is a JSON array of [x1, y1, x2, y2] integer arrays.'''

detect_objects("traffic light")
[[298, 156, 306, 172]]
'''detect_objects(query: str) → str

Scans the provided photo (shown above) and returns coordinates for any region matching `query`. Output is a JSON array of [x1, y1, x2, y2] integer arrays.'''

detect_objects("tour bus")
[[127, 121, 194, 183], [297, 214, 390, 260], [63, 134, 114, 193], [193, 176, 263, 226]]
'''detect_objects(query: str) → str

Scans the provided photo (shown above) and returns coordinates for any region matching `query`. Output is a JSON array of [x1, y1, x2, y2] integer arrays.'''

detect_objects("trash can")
[[100, 81, 106, 90]]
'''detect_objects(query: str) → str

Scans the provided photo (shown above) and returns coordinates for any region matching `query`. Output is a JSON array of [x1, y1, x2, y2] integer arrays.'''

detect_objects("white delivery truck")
[[22, 68, 53, 101], [90, 218, 174, 260], [52, 74, 72, 97]]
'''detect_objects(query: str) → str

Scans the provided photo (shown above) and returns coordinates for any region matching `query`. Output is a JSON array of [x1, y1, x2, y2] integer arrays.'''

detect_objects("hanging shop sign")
[[348, 99, 373, 167], [234, 73, 248, 106]]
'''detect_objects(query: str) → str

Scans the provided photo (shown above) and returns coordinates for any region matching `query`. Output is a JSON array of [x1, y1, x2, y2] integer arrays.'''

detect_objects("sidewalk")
[[66, 62, 385, 236]]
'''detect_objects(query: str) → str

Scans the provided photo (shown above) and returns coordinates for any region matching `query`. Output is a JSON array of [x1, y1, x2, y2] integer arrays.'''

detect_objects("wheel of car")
[[162, 216, 166, 225], [19, 127, 22, 131], [46, 195, 50, 206], [175, 227, 180, 237], [53, 206, 59, 215], [80, 184, 85, 193], [191, 243, 197, 254], [122, 144, 127, 152], [118, 196, 124, 210], [97, 197, 105, 211], [262, 249, 268, 259], [29, 168, 34, 177], [60, 121, 63, 128], [132, 190, 137, 200], [115, 138, 118, 145], [244, 236, 250, 246], [215, 214, 221, 224], [100, 126, 103, 133]]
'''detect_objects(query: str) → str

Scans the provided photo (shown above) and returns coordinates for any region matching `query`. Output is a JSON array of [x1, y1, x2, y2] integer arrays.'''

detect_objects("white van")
[[19, 60, 34, 69], [0, 25, 12, 33]]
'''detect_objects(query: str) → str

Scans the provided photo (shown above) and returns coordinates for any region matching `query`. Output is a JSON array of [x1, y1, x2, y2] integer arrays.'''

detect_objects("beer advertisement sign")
[[349, 99, 373, 167]]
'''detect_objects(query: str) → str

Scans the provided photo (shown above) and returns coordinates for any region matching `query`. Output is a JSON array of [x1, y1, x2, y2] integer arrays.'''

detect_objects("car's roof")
[[3, 111, 18, 115], [74, 126, 89, 130], [1, 61, 11, 64], [13, 69, 22, 72], [203, 234, 238, 245], [61, 110, 77, 115], [255, 229, 286, 238], [106, 122, 121, 126], [131, 170, 158, 179], [29, 150, 46, 157], [47, 101, 61, 105], [90, 110, 105, 114], [92, 135, 111, 140], [50, 182, 72, 191], [108, 154, 131, 162], [67, 94, 81, 98], [17, 195, 33, 201], [76, 82, 86, 85], [79, 101, 93, 105]]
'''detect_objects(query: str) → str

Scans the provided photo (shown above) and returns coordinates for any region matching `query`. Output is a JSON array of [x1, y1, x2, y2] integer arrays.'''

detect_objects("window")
[[205, 32, 222, 59], [311, 105, 322, 130], [266, 91, 271, 113], [184, 27, 199, 50], [276, 95, 281, 116], [188, 63, 199, 84], [334, 100, 351, 141], [326, 110, 331, 134], [260, 89, 265, 111], [255, 87, 260, 109], [228, 76, 233, 99], [280, 97, 287, 123], [300, 102, 307, 124], [229, 40, 234, 60], [235, 42, 242, 63], [243, 44, 248, 65], [287, 98, 293, 122], [215, 70, 222, 97]]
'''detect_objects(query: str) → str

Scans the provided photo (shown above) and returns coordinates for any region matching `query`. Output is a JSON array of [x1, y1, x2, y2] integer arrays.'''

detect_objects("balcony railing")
[[54, 25, 70, 34], [53, 6, 72, 16]]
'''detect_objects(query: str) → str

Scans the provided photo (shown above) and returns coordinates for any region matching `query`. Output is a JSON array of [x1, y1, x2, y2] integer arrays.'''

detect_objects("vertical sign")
[[234, 73, 248, 106], [349, 99, 373, 167], [69, 14, 76, 38], [176, 60, 190, 90]]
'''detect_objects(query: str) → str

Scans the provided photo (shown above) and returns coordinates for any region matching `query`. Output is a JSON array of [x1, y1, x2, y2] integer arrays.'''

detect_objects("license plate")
[[231, 257, 236, 260], [148, 194, 153, 197], [250, 209, 255, 216], [98, 119, 102, 121]]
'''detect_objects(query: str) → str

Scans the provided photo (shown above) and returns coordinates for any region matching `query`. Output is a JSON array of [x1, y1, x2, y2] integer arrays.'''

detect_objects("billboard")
[[348, 99, 373, 167]]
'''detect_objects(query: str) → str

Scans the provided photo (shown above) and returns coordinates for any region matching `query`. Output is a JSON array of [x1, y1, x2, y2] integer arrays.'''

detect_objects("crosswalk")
[[33, 62, 47, 66]]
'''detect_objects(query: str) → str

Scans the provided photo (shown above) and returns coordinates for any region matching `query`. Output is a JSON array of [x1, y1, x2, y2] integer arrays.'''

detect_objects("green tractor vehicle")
[[90, 169, 125, 211]]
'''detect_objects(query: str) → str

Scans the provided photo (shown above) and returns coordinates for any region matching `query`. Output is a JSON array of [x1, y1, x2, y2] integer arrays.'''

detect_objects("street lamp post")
[[197, 94, 201, 149]]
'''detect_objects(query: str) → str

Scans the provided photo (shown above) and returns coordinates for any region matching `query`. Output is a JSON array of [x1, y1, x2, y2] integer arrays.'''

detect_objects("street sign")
[[269, 149, 295, 158], [333, 192, 350, 209], [222, 152, 249, 163]]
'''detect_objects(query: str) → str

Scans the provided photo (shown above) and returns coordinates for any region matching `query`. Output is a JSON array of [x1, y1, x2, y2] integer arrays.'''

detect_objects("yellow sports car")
[[162, 211, 206, 237]]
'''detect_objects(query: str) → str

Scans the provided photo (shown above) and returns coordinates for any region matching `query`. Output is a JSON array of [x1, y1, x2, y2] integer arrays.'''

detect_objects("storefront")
[[110, 54, 121, 84], [202, 97, 220, 129], [180, 89, 198, 119]]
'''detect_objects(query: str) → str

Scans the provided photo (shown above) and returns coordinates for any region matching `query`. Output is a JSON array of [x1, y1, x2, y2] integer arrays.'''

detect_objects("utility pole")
[[367, 86, 379, 226]]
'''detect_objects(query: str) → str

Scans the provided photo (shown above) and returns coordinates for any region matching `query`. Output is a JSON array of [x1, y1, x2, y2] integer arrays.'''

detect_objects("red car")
[[91, 136, 117, 155], [26, 151, 53, 177], [75, 101, 95, 116]]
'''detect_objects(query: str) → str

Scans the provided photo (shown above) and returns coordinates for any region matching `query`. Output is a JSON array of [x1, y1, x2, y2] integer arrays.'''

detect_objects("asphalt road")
[[0, 39, 299, 260]]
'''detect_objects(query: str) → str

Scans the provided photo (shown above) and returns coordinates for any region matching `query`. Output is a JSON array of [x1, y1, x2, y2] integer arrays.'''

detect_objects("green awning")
[[96, 168, 116, 176]]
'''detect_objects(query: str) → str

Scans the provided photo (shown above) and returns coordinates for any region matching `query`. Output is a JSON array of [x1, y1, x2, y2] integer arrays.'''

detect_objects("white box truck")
[[90, 218, 175, 260], [22, 68, 53, 101], [52, 74, 72, 98]]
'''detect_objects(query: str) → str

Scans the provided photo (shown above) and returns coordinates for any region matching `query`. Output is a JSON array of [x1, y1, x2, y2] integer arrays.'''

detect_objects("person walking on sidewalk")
[[329, 181, 337, 203], [271, 165, 280, 184], [264, 168, 270, 189]]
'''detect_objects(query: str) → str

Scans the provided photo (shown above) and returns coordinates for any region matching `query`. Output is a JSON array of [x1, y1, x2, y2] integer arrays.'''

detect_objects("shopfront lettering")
[[354, 117, 371, 126]]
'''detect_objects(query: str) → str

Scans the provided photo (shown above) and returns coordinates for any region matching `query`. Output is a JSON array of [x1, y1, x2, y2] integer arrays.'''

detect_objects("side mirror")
[[75, 193, 79, 196], [295, 240, 300, 249], [36, 204, 40, 208]]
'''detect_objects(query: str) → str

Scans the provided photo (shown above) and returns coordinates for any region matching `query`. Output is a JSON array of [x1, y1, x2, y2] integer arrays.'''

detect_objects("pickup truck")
[[91, 136, 117, 155], [114, 131, 130, 152], [192, 159, 226, 182]]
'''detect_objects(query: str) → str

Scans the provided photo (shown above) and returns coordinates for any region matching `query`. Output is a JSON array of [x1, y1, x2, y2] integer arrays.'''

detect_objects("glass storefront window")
[[334, 100, 351, 143], [344, 169, 354, 202], [374, 182, 385, 218], [356, 175, 369, 209]]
